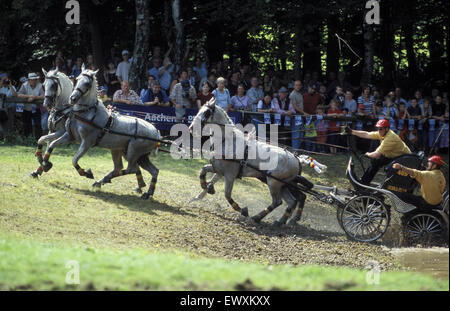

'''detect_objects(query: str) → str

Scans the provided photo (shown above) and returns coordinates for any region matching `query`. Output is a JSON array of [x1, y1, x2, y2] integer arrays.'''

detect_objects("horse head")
[[190, 98, 234, 134], [42, 68, 64, 110], [70, 64, 98, 106]]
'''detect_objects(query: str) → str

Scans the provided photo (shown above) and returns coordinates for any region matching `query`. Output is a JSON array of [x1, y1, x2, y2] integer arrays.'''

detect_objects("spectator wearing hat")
[[271, 87, 295, 115], [141, 80, 170, 107], [17, 73, 45, 139], [116, 50, 131, 83], [170, 79, 197, 119], [113, 81, 143, 105], [98, 86, 111, 102], [303, 83, 323, 115]]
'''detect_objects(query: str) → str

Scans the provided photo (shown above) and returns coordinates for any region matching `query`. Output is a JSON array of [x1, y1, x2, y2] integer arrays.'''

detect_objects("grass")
[[0, 143, 448, 290], [1, 232, 447, 291]]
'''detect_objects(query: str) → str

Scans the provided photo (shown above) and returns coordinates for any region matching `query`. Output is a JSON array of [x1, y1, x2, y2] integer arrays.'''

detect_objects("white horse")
[[30, 68, 73, 178], [42, 65, 161, 198], [189, 99, 317, 226]]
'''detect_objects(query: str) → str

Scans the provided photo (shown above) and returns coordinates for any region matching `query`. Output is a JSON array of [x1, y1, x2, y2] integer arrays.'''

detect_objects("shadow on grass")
[[49, 181, 196, 218], [206, 208, 345, 243]]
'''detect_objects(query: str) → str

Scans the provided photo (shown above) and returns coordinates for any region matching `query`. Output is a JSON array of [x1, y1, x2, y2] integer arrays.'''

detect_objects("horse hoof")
[[206, 183, 215, 195], [85, 169, 94, 179], [92, 182, 102, 188], [272, 220, 283, 228], [30, 172, 39, 179], [241, 207, 249, 217], [42, 161, 53, 172], [287, 217, 300, 227], [138, 182, 147, 189], [141, 193, 150, 200], [252, 215, 262, 223], [134, 187, 143, 194]]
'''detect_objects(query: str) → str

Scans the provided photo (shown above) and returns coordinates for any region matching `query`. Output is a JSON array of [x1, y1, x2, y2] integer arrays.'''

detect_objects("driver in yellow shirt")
[[348, 119, 411, 184], [393, 155, 446, 209]]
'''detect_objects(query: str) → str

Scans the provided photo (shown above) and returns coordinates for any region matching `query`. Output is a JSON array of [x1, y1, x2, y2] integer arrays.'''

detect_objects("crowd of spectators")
[[0, 46, 448, 155]]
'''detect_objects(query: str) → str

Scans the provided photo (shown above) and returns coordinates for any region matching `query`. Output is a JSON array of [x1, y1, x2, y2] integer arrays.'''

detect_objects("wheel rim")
[[405, 214, 443, 243], [342, 196, 389, 242]]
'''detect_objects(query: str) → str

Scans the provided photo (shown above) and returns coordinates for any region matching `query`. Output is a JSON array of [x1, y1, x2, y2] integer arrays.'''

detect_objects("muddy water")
[[390, 248, 449, 279]]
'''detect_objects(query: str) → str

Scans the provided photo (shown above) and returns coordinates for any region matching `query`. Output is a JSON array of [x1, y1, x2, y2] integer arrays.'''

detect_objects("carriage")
[[309, 152, 449, 245]]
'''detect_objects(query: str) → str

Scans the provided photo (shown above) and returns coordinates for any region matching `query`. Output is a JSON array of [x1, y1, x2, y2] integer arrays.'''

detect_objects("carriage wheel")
[[341, 195, 390, 242], [403, 212, 447, 246]]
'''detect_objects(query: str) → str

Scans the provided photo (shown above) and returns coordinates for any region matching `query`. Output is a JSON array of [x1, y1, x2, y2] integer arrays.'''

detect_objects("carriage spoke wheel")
[[404, 213, 445, 246], [341, 196, 389, 242]]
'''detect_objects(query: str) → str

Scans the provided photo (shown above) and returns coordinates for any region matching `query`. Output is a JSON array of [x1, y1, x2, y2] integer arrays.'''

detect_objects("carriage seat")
[[383, 152, 425, 194]]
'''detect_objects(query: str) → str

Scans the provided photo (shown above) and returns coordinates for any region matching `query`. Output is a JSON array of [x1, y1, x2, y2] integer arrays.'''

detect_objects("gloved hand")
[[345, 126, 353, 135]]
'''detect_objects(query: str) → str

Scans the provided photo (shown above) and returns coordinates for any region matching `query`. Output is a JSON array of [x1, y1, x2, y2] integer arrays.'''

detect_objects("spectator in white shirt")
[[116, 50, 131, 83]]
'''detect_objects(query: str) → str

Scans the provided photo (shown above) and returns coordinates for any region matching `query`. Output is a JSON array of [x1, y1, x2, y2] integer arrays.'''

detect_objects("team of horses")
[[34, 65, 321, 226]]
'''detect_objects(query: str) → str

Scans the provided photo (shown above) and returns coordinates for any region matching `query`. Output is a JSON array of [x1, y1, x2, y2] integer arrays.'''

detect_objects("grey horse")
[[30, 69, 74, 178], [31, 68, 146, 192], [189, 99, 308, 226], [42, 65, 161, 199]]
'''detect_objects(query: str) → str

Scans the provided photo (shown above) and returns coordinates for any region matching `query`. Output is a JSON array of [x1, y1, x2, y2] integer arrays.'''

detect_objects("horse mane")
[[46, 69, 73, 107]]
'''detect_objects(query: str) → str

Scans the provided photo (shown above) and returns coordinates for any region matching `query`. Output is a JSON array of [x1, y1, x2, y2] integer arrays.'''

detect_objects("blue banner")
[[294, 115, 303, 126], [113, 103, 242, 131], [274, 114, 281, 125]]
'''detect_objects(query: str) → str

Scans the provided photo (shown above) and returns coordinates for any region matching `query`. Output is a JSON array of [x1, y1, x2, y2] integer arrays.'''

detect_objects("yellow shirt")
[[408, 169, 446, 205], [368, 130, 411, 158]]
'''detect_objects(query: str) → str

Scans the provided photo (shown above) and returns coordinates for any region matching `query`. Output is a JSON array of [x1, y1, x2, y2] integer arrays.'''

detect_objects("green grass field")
[[0, 143, 448, 290]]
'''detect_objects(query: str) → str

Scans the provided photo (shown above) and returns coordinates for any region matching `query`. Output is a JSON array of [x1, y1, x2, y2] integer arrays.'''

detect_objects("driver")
[[348, 119, 411, 185], [393, 156, 446, 209]]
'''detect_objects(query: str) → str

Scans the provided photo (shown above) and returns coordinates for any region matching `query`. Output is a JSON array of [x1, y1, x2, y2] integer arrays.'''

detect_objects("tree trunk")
[[381, 0, 395, 89], [278, 31, 287, 73], [294, 24, 303, 80], [403, 22, 417, 82], [237, 31, 250, 65], [172, 0, 184, 72], [129, 0, 150, 92], [86, 0, 104, 84], [361, 21, 374, 85], [326, 16, 339, 75]]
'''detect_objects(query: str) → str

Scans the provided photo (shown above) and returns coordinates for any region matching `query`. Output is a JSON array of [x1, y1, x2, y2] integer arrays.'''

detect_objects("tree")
[[129, 0, 150, 92], [172, 0, 184, 72]]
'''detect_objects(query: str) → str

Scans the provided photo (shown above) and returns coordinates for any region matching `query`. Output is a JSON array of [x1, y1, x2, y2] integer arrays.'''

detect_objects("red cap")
[[428, 155, 445, 166], [375, 119, 390, 128], [358, 104, 365, 110]]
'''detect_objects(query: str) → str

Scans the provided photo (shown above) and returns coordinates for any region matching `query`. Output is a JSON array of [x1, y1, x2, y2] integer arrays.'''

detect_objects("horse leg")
[[224, 174, 248, 217], [200, 164, 217, 194], [93, 149, 123, 188], [190, 172, 222, 202], [272, 187, 298, 227], [31, 130, 65, 177], [286, 190, 307, 226], [137, 156, 159, 200], [40, 131, 72, 172], [252, 180, 283, 223], [134, 167, 147, 193], [72, 140, 95, 179]]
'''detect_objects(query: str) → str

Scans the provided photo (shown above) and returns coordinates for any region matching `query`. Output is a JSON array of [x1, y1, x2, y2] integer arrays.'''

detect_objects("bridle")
[[74, 73, 93, 98], [44, 76, 61, 107]]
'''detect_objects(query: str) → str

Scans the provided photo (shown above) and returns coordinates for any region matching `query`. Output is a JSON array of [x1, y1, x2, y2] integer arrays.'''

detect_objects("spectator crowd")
[[0, 46, 448, 155]]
